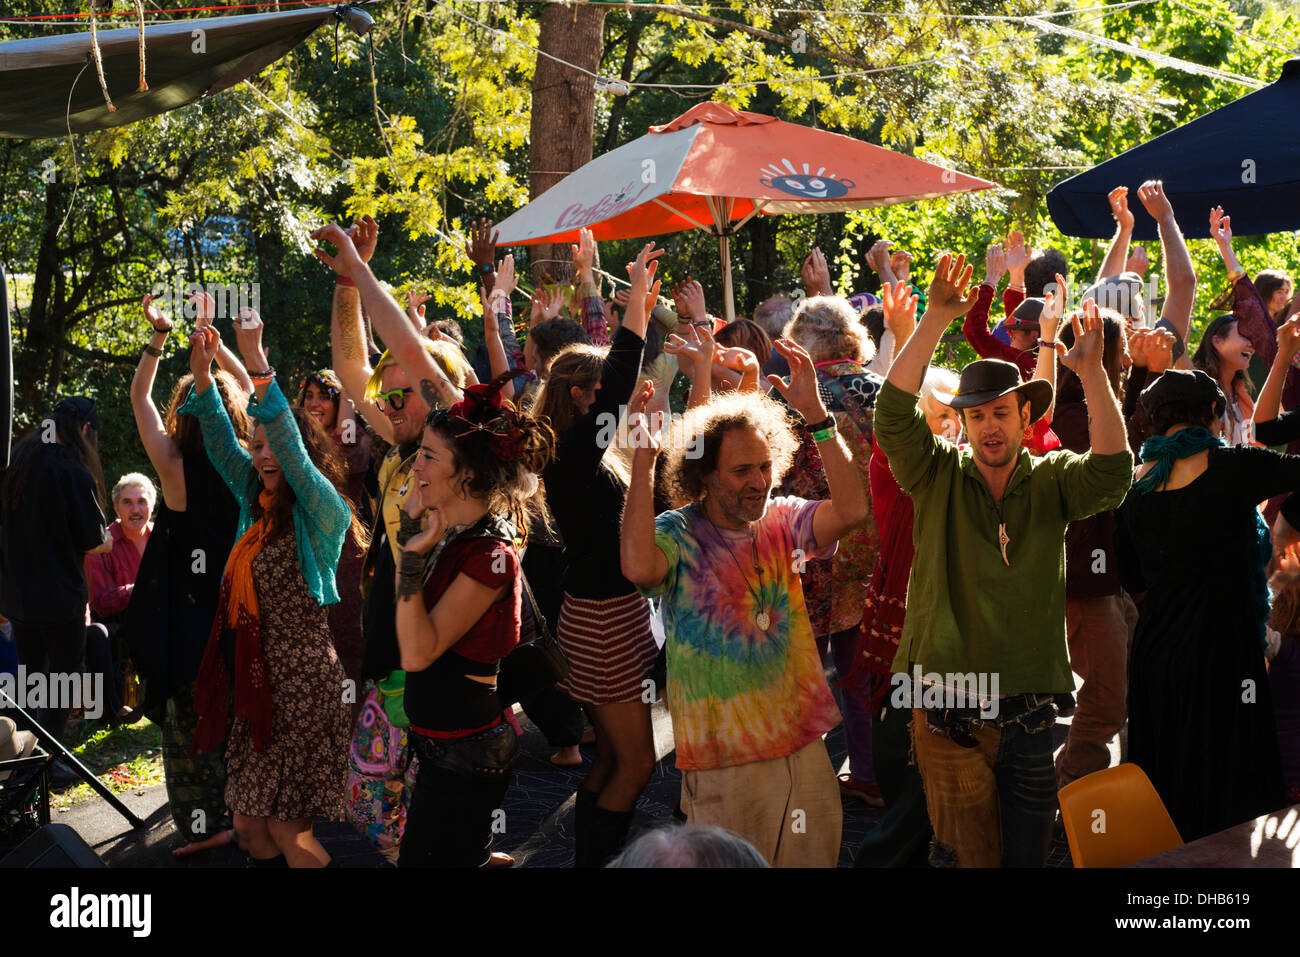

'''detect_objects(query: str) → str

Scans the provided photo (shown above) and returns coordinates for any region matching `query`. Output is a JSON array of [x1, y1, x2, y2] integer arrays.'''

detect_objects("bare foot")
[[550, 746, 583, 767], [172, 828, 236, 856]]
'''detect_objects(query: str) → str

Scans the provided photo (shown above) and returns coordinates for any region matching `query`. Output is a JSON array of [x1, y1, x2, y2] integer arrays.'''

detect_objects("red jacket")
[[84, 519, 151, 619]]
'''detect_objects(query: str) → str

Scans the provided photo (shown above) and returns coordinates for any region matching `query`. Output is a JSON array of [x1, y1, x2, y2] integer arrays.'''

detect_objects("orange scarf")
[[193, 490, 278, 754]]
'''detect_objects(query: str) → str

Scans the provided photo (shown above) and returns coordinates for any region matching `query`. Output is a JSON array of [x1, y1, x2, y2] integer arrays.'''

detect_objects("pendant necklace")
[[700, 508, 770, 631], [990, 496, 1011, 567]]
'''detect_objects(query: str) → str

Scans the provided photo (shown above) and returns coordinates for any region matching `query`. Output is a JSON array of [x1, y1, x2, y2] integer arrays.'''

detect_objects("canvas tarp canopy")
[[0, 6, 344, 139]]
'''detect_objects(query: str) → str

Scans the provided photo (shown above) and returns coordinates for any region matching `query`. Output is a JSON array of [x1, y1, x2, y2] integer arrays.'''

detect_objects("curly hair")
[[247, 407, 369, 550], [663, 391, 799, 505], [426, 401, 556, 535], [785, 296, 873, 364], [166, 370, 250, 460]]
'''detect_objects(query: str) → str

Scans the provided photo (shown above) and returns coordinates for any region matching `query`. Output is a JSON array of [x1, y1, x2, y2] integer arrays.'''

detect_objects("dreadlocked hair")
[[166, 371, 251, 459], [426, 370, 557, 537], [247, 406, 370, 551]]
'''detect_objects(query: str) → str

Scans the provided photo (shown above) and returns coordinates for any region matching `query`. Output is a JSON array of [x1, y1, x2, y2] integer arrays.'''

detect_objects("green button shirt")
[[873, 379, 1133, 694]]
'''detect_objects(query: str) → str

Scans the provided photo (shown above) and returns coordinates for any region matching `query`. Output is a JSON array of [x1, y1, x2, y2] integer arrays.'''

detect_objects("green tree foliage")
[[0, 0, 1297, 487]]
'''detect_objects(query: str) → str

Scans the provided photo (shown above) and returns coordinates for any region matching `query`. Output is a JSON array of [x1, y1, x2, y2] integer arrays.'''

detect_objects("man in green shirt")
[[875, 254, 1133, 867]]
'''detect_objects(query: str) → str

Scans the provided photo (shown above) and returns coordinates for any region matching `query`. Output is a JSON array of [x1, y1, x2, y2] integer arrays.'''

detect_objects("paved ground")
[[4, 686, 1099, 867]]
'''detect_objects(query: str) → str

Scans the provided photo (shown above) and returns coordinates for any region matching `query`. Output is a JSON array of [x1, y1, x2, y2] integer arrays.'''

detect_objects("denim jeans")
[[911, 704, 1058, 867]]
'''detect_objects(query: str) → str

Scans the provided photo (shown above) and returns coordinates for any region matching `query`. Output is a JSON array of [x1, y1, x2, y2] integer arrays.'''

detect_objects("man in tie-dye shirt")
[[621, 338, 869, 867]]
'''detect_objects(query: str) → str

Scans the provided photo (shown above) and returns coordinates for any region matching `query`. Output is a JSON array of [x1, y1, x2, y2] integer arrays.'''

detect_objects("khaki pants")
[[680, 738, 842, 867]]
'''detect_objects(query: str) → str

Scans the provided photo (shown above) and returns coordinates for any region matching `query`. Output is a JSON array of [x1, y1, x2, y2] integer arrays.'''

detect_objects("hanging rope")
[[135, 0, 148, 91], [87, 4, 116, 112]]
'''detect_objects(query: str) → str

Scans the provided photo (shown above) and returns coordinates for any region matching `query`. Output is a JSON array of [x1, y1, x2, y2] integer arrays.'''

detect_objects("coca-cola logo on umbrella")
[[759, 160, 854, 199]]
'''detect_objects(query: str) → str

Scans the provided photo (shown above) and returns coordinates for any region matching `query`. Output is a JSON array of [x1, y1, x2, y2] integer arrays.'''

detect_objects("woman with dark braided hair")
[[395, 370, 555, 868]]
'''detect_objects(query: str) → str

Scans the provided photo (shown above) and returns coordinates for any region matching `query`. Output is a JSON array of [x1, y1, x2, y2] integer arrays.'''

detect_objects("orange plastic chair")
[[1058, 763, 1183, 867]]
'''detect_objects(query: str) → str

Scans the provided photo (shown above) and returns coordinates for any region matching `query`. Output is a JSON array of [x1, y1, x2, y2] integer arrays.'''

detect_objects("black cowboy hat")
[[1139, 368, 1226, 421], [932, 358, 1053, 425]]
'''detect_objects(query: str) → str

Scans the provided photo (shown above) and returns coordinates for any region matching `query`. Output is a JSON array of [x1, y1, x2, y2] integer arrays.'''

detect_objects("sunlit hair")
[[1269, 544, 1300, 636], [111, 473, 157, 512], [664, 391, 798, 505], [535, 343, 633, 487], [293, 369, 343, 413], [1192, 314, 1251, 401], [424, 399, 557, 535], [1255, 270, 1293, 322], [607, 823, 769, 868], [165, 370, 250, 460], [364, 340, 470, 405], [918, 366, 961, 419], [715, 319, 773, 366], [785, 295, 874, 364], [1058, 308, 1126, 394], [248, 407, 369, 550], [751, 295, 794, 340]]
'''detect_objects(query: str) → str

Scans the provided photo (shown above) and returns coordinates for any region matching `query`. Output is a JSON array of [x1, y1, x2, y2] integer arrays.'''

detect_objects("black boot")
[[572, 789, 598, 868], [589, 807, 636, 868]]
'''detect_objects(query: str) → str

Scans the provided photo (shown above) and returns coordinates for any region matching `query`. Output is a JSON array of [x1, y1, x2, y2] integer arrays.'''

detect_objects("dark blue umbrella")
[[1047, 59, 1300, 240]]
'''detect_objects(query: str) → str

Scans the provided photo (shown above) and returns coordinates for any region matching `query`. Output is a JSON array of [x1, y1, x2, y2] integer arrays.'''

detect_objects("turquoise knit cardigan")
[[179, 379, 348, 606]]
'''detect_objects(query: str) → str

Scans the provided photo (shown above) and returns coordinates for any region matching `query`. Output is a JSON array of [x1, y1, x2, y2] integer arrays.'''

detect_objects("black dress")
[[1115, 445, 1299, 841]]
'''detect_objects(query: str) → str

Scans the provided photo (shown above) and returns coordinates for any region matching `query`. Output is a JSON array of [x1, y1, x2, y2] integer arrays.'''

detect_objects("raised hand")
[[766, 337, 827, 422], [984, 242, 1007, 283], [924, 252, 979, 323], [663, 323, 714, 379], [801, 247, 832, 297], [1277, 314, 1300, 361], [407, 290, 430, 326], [1209, 206, 1234, 251], [464, 217, 498, 269], [881, 280, 918, 343], [189, 289, 217, 329], [1136, 180, 1174, 222], [188, 324, 220, 383], [311, 223, 366, 279], [142, 293, 172, 333], [1041, 271, 1068, 340], [1056, 299, 1103, 375], [1128, 328, 1151, 368], [1127, 244, 1150, 275], [493, 253, 517, 299], [613, 287, 632, 311], [1143, 327, 1177, 374], [671, 277, 706, 321], [348, 215, 379, 264], [571, 227, 596, 282], [626, 379, 662, 455], [890, 249, 913, 282], [233, 307, 268, 370], [1004, 230, 1032, 274], [1109, 186, 1135, 232], [626, 242, 664, 301], [714, 345, 761, 392], [865, 239, 893, 276], [536, 286, 564, 322]]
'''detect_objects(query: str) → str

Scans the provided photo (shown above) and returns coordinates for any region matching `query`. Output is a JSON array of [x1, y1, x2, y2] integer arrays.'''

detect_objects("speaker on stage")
[[0, 823, 105, 868]]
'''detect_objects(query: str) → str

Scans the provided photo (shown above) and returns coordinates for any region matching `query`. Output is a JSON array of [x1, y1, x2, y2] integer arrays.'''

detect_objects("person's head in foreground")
[[1138, 367, 1226, 438], [366, 339, 472, 446], [930, 358, 1052, 470], [606, 824, 769, 868]]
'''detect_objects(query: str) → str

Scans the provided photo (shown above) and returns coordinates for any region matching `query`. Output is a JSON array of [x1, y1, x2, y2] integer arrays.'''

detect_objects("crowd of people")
[[2, 178, 1299, 868]]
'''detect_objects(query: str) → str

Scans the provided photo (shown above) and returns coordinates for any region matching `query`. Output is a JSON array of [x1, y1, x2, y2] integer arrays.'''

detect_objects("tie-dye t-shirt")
[[640, 496, 841, 771]]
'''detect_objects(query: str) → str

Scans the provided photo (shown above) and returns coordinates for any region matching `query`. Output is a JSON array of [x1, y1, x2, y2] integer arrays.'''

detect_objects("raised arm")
[[184, 326, 253, 505], [1212, 205, 1279, 369], [1034, 273, 1067, 423], [191, 290, 253, 394], [482, 256, 517, 401], [1254, 314, 1300, 429], [1056, 300, 1127, 455], [1137, 181, 1195, 343], [330, 217, 392, 442], [313, 222, 462, 413], [1097, 186, 1135, 281], [889, 253, 979, 395], [620, 380, 669, 589], [802, 246, 834, 298], [663, 323, 714, 409], [131, 293, 185, 509]]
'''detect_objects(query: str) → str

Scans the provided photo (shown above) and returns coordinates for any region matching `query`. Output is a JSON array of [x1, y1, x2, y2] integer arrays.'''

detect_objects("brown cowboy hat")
[[932, 358, 1053, 425]]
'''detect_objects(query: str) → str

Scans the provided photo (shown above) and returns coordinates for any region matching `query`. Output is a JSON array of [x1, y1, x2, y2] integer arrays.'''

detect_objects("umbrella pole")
[[718, 232, 735, 323]]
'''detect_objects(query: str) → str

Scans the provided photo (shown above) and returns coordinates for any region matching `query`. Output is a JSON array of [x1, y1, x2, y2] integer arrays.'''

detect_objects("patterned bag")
[[344, 686, 419, 863]]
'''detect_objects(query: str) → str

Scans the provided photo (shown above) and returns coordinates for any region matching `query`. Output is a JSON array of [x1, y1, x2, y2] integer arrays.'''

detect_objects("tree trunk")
[[528, 2, 608, 286]]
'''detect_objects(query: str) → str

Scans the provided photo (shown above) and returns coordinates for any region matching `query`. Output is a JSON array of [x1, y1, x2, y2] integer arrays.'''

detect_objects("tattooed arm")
[[332, 278, 393, 444], [314, 222, 462, 412]]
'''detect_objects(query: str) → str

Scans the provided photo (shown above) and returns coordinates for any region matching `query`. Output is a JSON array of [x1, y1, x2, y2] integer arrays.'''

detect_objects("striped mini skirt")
[[556, 591, 658, 705]]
